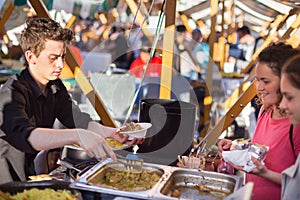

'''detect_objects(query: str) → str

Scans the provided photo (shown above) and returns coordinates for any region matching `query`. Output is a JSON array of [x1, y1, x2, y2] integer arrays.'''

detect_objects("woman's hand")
[[218, 139, 232, 157], [248, 157, 267, 175], [227, 156, 267, 174], [227, 156, 281, 184]]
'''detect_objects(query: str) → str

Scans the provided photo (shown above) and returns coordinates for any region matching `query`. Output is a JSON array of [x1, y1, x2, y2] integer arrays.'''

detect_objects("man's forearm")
[[28, 128, 79, 151]]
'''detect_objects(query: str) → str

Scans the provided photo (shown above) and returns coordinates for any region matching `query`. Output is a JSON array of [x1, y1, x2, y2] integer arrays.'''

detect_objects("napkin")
[[222, 143, 268, 172]]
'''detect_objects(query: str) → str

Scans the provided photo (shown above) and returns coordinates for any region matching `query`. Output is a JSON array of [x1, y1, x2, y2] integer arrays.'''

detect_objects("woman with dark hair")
[[218, 43, 300, 200], [279, 54, 300, 200]]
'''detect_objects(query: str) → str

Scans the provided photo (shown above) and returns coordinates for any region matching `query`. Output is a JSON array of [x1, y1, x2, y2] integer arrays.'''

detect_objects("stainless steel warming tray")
[[71, 158, 168, 199], [155, 168, 242, 200], [71, 159, 243, 200]]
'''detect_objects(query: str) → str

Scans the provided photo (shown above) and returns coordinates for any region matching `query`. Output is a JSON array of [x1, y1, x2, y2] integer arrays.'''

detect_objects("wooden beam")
[[227, 0, 237, 44], [207, 0, 218, 84], [259, 20, 271, 37], [0, 3, 15, 44], [285, 28, 300, 48], [66, 48, 116, 127], [179, 13, 193, 33], [29, 0, 117, 127], [202, 0, 218, 137], [208, 0, 218, 59], [65, 15, 76, 29], [220, 0, 225, 36], [280, 12, 300, 40], [203, 80, 257, 148], [28, 0, 50, 18], [125, 0, 153, 41], [159, 0, 176, 99], [0, 3, 15, 29]]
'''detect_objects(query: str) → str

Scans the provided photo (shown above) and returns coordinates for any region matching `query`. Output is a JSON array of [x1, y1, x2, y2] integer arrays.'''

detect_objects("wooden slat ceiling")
[[178, 1, 209, 16], [178, 0, 298, 28], [237, 0, 279, 18]]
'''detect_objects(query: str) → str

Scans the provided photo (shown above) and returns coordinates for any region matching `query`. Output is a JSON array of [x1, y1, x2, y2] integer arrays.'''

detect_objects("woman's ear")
[[24, 50, 37, 65]]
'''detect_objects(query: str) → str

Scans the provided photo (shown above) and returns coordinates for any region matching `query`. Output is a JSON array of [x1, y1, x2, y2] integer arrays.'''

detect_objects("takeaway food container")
[[71, 158, 243, 200]]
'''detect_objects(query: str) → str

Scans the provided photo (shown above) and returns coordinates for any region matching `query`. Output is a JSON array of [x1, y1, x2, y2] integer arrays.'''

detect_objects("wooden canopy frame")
[[1, 0, 299, 150], [0, 3, 14, 44]]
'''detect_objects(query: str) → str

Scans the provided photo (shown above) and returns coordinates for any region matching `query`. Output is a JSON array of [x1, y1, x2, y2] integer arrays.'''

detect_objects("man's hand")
[[111, 132, 144, 146], [87, 121, 144, 147], [76, 129, 116, 160]]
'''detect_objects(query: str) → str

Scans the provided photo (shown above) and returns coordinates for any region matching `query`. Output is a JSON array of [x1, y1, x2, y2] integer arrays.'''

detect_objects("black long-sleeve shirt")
[[0, 68, 92, 177]]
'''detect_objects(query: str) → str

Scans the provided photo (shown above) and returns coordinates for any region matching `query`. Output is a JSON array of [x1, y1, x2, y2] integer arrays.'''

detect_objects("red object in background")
[[217, 159, 235, 175], [129, 56, 162, 78]]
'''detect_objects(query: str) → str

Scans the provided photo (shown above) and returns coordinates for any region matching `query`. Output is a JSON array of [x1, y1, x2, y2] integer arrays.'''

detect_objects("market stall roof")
[[2, 0, 299, 35], [177, 0, 299, 32], [0, 0, 300, 151], [0, 0, 102, 27]]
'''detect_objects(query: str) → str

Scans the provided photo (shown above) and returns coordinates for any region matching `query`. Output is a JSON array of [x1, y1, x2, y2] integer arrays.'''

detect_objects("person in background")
[[175, 25, 198, 80], [0, 18, 142, 184], [189, 28, 209, 77], [229, 26, 264, 73], [279, 54, 300, 200], [105, 26, 130, 70], [129, 44, 162, 78], [127, 23, 143, 63], [218, 43, 300, 200]]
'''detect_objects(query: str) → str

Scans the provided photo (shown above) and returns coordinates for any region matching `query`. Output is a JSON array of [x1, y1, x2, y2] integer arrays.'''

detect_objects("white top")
[[281, 153, 300, 200]]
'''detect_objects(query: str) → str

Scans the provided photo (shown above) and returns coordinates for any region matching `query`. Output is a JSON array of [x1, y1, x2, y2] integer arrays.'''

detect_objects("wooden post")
[[179, 13, 193, 33], [29, 0, 117, 127], [201, 0, 218, 137], [0, 3, 15, 44], [220, 0, 225, 37], [65, 15, 76, 29], [208, 0, 218, 61], [285, 28, 300, 47], [125, 0, 153, 41], [159, 0, 176, 99], [280, 13, 300, 40]]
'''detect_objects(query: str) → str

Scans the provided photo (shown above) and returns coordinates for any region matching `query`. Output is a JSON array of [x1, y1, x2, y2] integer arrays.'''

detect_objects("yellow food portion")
[[1, 188, 77, 200], [29, 174, 51, 181], [105, 138, 125, 148], [71, 138, 125, 149]]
